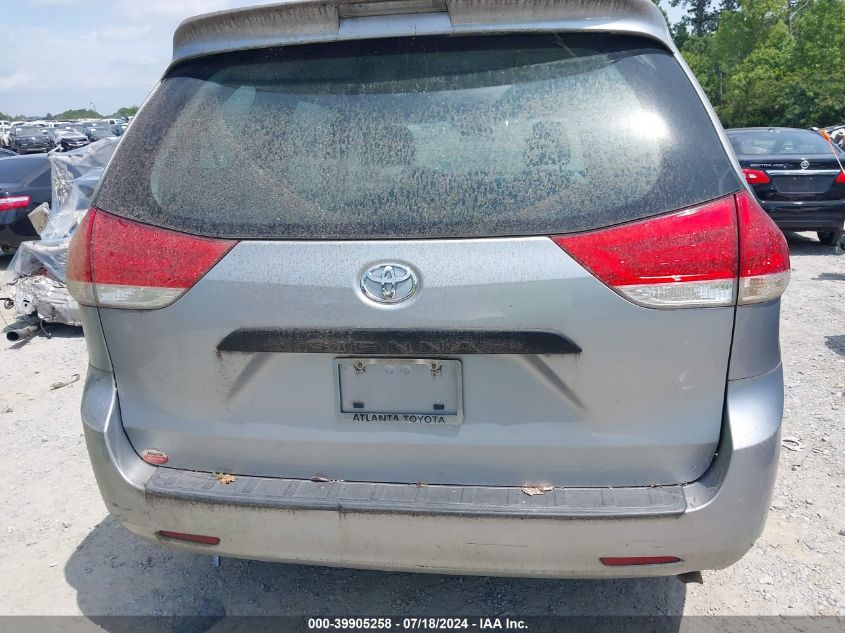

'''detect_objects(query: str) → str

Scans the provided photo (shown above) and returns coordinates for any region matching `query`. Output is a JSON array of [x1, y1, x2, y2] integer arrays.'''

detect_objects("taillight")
[[67, 207, 235, 309], [742, 168, 771, 185], [835, 171, 845, 184], [0, 195, 31, 212], [552, 196, 738, 308], [552, 193, 790, 308], [735, 190, 790, 304]]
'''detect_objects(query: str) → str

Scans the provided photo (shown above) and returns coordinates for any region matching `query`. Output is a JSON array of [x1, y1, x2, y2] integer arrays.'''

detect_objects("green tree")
[[110, 106, 139, 119], [676, 0, 845, 128], [53, 108, 101, 119], [671, 0, 721, 36]]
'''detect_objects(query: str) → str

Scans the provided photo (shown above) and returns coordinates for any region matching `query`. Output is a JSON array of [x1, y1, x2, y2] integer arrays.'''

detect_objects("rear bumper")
[[0, 209, 38, 248], [761, 199, 845, 231], [81, 365, 782, 578]]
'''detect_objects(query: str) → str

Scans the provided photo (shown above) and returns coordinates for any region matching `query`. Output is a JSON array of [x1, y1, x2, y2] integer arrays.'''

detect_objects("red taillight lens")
[[0, 195, 31, 212], [66, 208, 96, 305], [835, 171, 845, 184], [67, 207, 236, 309], [742, 168, 771, 185], [552, 196, 738, 308], [735, 190, 790, 304], [600, 556, 681, 567], [157, 531, 220, 545]]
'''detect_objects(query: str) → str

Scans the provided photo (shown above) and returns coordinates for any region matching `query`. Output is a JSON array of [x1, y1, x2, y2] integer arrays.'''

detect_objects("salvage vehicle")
[[47, 127, 90, 152], [9, 126, 52, 154], [727, 127, 845, 245], [0, 154, 50, 253], [70, 0, 790, 578]]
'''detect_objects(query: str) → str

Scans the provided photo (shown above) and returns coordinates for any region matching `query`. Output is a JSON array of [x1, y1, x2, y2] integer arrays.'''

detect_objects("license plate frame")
[[336, 358, 463, 425]]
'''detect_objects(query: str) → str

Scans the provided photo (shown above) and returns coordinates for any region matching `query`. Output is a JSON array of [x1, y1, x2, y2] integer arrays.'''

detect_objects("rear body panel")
[[74, 0, 785, 576], [102, 237, 733, 487]]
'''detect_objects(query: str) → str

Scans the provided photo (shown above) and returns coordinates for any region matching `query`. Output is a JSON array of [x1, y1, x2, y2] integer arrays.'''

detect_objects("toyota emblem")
[[361, 264, 418, 304]]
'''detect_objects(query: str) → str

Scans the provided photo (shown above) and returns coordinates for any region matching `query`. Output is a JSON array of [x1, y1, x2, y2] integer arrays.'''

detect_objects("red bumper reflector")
[[600, 556, 681, 566], [141, 449, 169, 465], [835, 171, 845, 184], [157, 531, 220, 545]]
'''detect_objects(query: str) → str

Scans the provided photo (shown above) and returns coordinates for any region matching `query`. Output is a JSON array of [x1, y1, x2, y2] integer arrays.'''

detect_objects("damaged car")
[[5, 138, 118, 326], [47, 127, 90, 152]]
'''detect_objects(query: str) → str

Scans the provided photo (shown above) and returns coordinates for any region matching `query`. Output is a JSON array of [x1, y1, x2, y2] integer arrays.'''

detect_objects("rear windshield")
[[96, 33, 739, 239], [728, 129, 841, 156]]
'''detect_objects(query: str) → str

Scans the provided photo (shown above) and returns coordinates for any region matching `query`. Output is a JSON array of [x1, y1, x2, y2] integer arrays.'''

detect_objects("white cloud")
[[1, 0, 289, 115], [0, 69, 36, 92], [114, 0, 232, 20]]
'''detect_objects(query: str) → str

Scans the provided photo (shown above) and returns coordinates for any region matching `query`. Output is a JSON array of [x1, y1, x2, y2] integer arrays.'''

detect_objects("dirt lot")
[[1, 233, 843, 620]]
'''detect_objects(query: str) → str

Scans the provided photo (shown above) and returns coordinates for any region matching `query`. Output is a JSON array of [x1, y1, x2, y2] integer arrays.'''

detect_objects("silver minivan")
[[69, 0, 791, 577]]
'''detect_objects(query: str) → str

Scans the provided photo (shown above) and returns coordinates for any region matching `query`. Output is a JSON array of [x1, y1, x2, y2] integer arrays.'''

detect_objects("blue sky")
[[1, 0, 683, 117]]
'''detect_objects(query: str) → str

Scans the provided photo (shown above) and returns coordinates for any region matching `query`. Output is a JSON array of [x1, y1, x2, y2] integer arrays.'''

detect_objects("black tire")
[[817, 230, 844, 246]]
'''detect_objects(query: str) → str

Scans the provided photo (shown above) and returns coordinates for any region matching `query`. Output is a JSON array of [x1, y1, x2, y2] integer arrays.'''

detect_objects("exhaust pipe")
[[6, 324, 39, 342]]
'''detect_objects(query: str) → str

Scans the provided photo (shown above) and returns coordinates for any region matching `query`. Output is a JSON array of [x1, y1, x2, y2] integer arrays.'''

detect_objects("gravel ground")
[[0, 233, 843, 620]]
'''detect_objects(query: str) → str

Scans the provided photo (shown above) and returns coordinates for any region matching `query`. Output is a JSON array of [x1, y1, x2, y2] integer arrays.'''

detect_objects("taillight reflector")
[[157, 531, 220, 545], [67, 208, 235, 309], [600, 556, 681, 567], [835, 171, 845, 184], [735, 190, 790, 304], [0, 195, 31, 212], [552, 196, 738, 308], [742, 168, 771, 185]]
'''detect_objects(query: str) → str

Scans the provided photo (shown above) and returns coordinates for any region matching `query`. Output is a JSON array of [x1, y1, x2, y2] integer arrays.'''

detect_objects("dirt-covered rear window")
[[95, 33, 740, 239]]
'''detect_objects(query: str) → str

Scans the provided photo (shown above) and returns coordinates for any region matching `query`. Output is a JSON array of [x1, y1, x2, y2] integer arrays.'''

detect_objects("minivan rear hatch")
[[87, 32, 742, 487]]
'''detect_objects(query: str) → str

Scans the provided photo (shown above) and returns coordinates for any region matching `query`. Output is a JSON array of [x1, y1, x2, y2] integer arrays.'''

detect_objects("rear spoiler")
[[171, 0, 671, 69]]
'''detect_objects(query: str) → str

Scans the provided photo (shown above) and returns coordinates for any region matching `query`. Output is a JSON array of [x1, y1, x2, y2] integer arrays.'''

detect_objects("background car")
[[8, 126, 52, 154], [47, 127, 90, 151], [727, 127, 845, 245], [84, 123, 115, 142], [0, 148, 17, 158], [0, 154, 51, 253], [0, 121, 11, 148]]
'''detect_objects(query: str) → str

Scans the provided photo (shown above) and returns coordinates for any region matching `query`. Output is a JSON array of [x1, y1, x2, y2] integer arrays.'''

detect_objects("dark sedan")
[[727, 127, 845, 245], [0, 154, 51, 253], [84, 123, 115, 142], [9, 126, 52, 154]]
